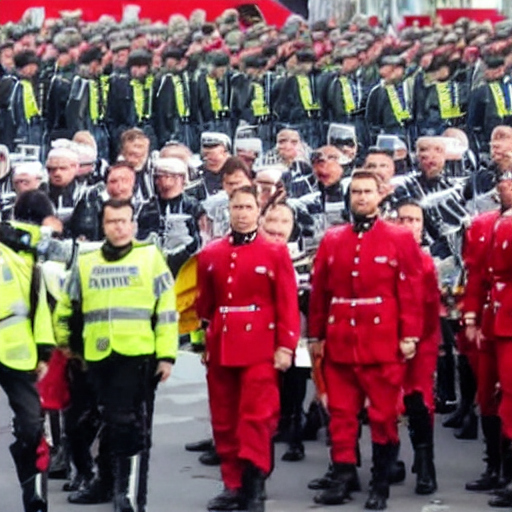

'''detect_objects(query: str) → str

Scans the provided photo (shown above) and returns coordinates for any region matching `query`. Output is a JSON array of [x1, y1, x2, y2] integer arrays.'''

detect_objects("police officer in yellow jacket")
[[54, 198, 178, 512], [0, 224, 56, 512]]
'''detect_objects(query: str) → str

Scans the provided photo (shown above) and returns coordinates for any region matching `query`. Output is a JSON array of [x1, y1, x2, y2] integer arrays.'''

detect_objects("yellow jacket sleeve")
[[152, 246, 179, 361]]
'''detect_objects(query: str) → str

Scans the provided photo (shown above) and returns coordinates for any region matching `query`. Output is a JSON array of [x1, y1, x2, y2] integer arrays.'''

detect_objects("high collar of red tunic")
[[229, 229, 258, 246], [351, 213, 378, 233]]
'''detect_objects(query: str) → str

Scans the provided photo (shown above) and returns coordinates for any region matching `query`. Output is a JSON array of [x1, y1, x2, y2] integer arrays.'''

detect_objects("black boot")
[[405, 391, 437, 495], [466, 416, 501, 491], [242, 463, 266, 512], [62, 472, 93, 492], [302, 400, 329, 441], [9, 438, 48, 512], [309, 462, 361, 492], [282, 413, 305, 462], [443, 355, 476, 429], [414, 445, 437, 495], [313, 463, 357, 505], [207, 487, 247, 511], [365, 443, 394, 510], [21, 474, 48, 512], [489, 438, 512, 507], [185, 438, 214, 452], [68, 476, 114, 504], [454, 407, 478, 440], [199, 446, 221, 465]]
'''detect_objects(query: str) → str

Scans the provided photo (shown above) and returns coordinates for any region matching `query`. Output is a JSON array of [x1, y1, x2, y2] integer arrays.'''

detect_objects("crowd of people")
[[1, 6, 512, 512]]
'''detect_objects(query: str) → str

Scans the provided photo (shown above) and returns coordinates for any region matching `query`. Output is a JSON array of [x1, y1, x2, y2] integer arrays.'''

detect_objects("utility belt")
[[178, 116, 191, 124], [219, 305, 259, 314], [331, 296, 383, 306]]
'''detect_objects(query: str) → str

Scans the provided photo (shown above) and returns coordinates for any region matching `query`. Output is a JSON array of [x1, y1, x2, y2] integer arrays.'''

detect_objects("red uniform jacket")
[[462, 210, 500, 324], [483, 210, 512, 338], [420, 251, 441, 353], [309, 219, 424, 365], [196, 234, 300, 367]]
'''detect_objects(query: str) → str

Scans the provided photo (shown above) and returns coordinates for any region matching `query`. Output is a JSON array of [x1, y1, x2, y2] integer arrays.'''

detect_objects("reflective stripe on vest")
[[172, 75, 190, 118], [0, 315, 27, 330], [83, 307, 152, 323], [89, 76, 109, 123], [157, 311, 178, 324], [251, 82, 270, 117], [296, 75, 320, 112], [385, 84, 411, 123], [206, 75, 229, 117], [131, 75, 154, 122], [489, 82, 512, 118], [339, 76, 356, 115], [21, 79, 40, 121], [435, 81, 462, 120]]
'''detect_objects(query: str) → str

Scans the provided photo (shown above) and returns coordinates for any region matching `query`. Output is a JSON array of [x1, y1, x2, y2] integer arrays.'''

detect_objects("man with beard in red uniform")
[[309, 170, 424, 510], [396, 199, 441, 495], [463, 171, 512, 507], [196, 185, 300, 512]]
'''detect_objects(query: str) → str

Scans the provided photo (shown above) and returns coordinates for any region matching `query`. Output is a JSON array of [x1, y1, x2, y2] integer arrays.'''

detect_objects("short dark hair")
[[350, 169, 382, 188], [366, 147, 394, 159], [101, 198, 134, 219], [105, 161, 136, 180], [395, 197, 423, 211], [221, 157, 252, 182], [229, 184, 258, 202]]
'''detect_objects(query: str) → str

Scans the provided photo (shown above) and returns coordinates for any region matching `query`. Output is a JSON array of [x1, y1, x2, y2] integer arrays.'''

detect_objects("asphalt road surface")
[[0, 352, 495, 512]]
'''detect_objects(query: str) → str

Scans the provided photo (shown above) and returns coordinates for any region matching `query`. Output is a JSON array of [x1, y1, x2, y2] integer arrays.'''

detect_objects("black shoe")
[[68, 478, 113, 504], [199, 447, 221, 466], [313, 463, 356, 505], [62, 473, 92, 492], [185, 438, 214, 452], [466, 468, 501, 491], [454, 409, 478, 440], [308, 465, 361, 492], [207, 487, 246, 511], [281, 443, 305, 462], [489, 486, 512, 507]]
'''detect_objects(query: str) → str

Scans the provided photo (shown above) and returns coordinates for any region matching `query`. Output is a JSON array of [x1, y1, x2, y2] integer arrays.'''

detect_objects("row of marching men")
[[2, 30, 512, 166], [1, 120, 512, 511]]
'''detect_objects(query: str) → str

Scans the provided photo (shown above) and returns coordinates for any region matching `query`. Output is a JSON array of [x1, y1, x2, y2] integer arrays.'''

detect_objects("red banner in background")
[[0, 0, 292, 25], [436, 8, 505, 25]]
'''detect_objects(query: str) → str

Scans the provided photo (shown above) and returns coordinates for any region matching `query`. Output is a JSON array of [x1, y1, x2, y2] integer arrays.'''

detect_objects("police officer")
[[0, 222, 56, 512], [45, 30, 80, 148], [153, 47, 197, 151], [66, 46, 111, 161], [274, 49, 323, 149], [467, 54, 512, 158], [107, 49, 157, 156], [10, 50, 45, 149], [195, 51, 234, 137], [413, 54, 468, 138], [55, 198, 178, 512], [366, 55, 413, 148]]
